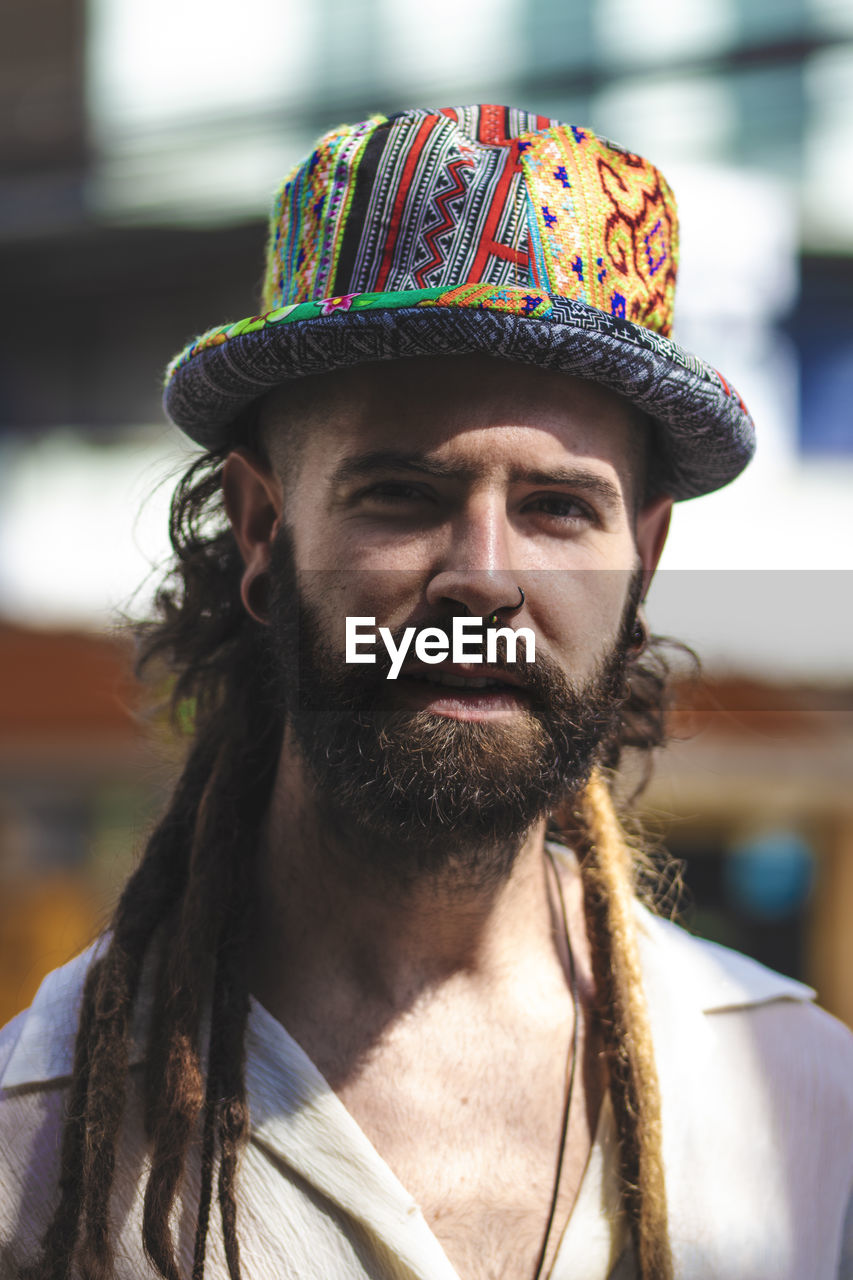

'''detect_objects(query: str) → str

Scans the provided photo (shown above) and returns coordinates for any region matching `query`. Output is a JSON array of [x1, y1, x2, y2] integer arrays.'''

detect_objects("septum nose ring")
[[487, 585, 525, 627]]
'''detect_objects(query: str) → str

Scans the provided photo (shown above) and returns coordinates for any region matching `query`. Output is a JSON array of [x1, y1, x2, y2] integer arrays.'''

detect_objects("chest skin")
[[282, 859, 606, 1280], [332, 989, 605, 1280]]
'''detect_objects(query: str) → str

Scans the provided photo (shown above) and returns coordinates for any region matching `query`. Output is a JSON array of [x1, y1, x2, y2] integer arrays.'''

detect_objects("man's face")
[[227, 355, 672, 882]]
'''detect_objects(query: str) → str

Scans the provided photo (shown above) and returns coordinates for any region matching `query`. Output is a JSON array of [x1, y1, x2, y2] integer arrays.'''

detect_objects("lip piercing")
[[487, 585, 525, 626]]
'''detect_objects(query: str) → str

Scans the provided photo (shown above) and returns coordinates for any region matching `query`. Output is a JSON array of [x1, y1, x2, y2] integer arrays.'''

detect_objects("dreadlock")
[[22, 442, 282, 1280], [545, 768, 675, 1279], [25, 426, 689, 1280]]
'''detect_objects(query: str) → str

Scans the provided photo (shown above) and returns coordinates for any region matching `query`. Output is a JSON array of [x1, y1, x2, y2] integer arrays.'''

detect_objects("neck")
[[246, 726, 565, 1028]]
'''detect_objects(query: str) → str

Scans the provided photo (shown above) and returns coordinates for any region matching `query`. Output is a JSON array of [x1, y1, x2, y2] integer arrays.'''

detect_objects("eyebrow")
[[331, 449, 625, 512]]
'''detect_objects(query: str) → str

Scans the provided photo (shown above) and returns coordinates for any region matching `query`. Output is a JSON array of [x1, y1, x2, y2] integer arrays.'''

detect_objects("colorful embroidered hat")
[[164, 105, 755, 500]]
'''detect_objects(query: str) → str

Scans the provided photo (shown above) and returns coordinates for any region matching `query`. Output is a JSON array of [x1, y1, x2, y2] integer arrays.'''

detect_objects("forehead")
[[260, 354, 646, 494]]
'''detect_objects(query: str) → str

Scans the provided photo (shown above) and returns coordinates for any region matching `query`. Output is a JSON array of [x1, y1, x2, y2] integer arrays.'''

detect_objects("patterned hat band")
[[163, 105, 755, 501]]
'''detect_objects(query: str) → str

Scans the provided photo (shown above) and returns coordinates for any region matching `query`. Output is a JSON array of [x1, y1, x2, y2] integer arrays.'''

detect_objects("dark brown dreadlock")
[[25, 433, 689, 1280]]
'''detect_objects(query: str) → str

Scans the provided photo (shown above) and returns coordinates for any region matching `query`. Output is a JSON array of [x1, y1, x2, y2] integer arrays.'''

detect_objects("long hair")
[[26, 437, 686, 1280]]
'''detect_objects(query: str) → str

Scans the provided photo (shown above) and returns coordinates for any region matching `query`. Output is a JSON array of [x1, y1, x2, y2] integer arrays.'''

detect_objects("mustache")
[[375, 617, 533, 671], [319, 613, 579, 717]]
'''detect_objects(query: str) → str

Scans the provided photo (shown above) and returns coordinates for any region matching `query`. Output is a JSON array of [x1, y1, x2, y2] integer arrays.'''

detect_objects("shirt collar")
[[1, 937, 149, 1090], [633, 900, 815, 1014], [1, 893, 815, 1093]]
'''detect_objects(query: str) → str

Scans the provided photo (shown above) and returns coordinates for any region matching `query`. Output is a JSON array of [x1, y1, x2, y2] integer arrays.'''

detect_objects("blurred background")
[[1, 0, 852, 1028]]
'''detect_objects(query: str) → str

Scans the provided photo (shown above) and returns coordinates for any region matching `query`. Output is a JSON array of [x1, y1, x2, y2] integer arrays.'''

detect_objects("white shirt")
[[1, 899, 852, 1278]]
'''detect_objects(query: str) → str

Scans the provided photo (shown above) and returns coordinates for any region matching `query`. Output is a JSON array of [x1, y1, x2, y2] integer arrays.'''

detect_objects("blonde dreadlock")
[[564, 770, 674, 1280]]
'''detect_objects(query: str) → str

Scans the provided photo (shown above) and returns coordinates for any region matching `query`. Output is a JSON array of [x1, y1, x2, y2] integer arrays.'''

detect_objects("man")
[[1, 106, 851, 1280]]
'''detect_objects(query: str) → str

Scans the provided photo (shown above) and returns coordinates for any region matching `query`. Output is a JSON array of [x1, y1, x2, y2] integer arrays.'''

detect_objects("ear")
[[634, 493, 673, 600], [222, 449, 284, 623]]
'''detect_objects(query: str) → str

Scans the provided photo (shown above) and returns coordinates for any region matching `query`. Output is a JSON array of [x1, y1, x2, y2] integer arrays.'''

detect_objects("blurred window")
[[592, 0, 735, 65], [87, 0, 312, 135], [794, 257, 853, 456], [672, 834, 812, 982]]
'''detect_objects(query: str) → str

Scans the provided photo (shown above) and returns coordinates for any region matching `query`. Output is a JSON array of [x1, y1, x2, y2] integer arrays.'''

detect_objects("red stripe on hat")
[[487, 241, 529, 268], [374, 115, 437, 292], [478, 105, 510, 144], [467, 143, 523, 281], [714, 367, 748, 411], [527, 245, 543, 290]]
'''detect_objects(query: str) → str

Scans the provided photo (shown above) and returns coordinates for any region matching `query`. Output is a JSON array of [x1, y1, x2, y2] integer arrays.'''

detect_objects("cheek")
[[297, 566, 427, 655], [529, 567, 634, 675]]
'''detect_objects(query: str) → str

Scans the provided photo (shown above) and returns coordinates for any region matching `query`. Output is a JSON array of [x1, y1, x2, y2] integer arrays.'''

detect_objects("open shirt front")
[[1, 852, 851, 1279]]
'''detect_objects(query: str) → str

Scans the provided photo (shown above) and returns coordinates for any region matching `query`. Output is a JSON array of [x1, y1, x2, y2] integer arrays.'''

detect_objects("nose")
[[424, 498, 524, 619], [425, 571, 524, 620]]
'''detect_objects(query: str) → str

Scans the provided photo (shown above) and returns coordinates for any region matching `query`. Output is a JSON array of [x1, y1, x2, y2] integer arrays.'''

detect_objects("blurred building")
[[1, 0, 851, 1022], [0, 622, 160, 1025]]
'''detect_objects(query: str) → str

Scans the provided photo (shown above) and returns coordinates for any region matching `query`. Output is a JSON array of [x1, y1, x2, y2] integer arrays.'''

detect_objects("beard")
[[265, 528, 640, 888]]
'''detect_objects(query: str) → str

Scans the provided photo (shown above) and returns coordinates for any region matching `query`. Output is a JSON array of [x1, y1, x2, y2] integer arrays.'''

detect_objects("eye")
[[358, 481, 433, 505], [526, 494, 597, 523]]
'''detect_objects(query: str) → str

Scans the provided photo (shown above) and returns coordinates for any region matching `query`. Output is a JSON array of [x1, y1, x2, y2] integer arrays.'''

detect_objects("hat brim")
[[163, 286, 754, 501]]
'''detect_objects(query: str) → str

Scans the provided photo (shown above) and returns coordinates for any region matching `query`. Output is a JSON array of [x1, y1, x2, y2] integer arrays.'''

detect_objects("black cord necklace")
[[531, 848, 581, 1280]]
